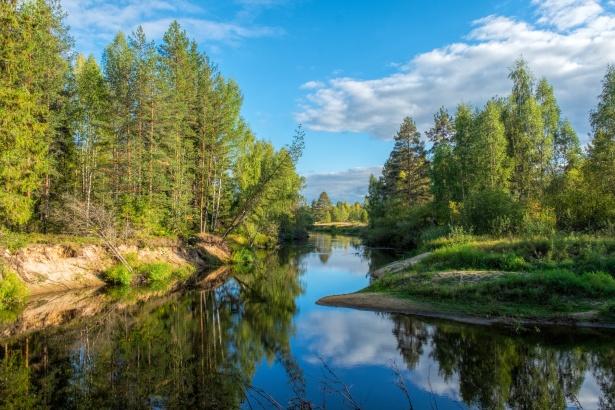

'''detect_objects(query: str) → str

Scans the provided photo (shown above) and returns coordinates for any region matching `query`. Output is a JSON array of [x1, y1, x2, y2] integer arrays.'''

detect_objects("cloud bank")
[[61, 0, 281, 55], [303, 166, 382, 203], [297, 0, 615, 140]]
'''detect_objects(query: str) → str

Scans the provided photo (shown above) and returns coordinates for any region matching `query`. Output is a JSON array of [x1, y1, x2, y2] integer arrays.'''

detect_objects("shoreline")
[[317, 292, 615, 330]]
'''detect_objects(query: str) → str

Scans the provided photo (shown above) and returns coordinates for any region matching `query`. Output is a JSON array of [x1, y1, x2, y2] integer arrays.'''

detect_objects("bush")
[[0, 268, 28, 311], [232, 247, 256, 265], [139, 262, 174, 283], [462, 189, 522, 235], [103, 264, 133, 286]]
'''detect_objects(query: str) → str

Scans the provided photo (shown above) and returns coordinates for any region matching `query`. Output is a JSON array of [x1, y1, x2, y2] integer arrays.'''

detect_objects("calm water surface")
[[1, 233, 614, 409]]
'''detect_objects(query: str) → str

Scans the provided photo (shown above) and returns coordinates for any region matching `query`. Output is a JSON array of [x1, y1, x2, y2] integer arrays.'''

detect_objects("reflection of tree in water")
[[593, 350, 615, 409], [390, 314, 614, 409], [310, 233, 363, 265], [0, 251, 306, 409]]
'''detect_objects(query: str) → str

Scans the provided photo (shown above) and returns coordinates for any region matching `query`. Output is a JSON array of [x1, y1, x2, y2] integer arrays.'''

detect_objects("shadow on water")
[[1, 233, 614, 409]]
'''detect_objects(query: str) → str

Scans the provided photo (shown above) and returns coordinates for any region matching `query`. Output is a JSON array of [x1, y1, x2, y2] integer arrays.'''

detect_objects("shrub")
[[461, 189, 522, 235], [232, 247, 256, 265], [139, 262, 174, 283], [103, 264, 133, 286], [0, 268, 28, 311]]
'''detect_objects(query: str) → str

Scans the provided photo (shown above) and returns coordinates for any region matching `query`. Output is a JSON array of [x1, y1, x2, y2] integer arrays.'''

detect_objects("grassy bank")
[[363, 234, 615, 323], [310, 222, 367, 236]]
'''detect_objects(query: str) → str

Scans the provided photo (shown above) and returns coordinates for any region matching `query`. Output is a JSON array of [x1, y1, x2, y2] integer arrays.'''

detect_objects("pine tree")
[[73, 54, 110, 221], [382, 117, 431, 206], [104, 32, 137, 206], [312, 192, 333, 222], [159, 22, 199, 233], [0, 2, 50, 227]]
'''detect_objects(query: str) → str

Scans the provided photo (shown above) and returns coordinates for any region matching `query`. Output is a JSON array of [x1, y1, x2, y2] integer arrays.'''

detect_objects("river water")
[[1, 233, 614, 409]]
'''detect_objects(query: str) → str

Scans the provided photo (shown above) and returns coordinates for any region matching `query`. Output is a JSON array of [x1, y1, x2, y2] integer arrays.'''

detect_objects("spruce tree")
[[382, 117, 431, 206]]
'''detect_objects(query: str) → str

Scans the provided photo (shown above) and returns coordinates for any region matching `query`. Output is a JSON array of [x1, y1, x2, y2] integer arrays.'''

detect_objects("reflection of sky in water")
[[248, 234, 611, 410], [249, 234, 464, 409]]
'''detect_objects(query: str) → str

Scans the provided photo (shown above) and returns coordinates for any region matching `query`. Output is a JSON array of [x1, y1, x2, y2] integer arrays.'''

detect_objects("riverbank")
[[0, 232, 232, 314], [310, 222, 367, 236], [319, 235, 615, 328]]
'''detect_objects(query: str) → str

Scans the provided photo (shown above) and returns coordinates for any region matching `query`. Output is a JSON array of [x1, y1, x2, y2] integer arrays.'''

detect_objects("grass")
[[103, 258, 196, 288], [0, 230, 101, 252], [414, 235, 615, 276], [367, 234, 615, 322]]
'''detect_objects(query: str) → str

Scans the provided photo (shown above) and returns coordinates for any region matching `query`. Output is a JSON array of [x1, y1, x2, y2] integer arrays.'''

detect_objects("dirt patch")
[[371, 252, 431, 278], [317, 292, 615, 330]]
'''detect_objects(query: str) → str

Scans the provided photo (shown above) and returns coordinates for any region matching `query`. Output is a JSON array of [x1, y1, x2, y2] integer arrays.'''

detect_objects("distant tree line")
[[367, 59, 615, 247], [311, 192, 368, 223], [0, 1, 305, 246]]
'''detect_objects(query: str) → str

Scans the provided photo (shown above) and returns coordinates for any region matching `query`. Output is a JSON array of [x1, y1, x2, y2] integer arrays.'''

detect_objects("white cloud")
[[303, 166, 382, 203], [61, 0, 281, 55], [297, 0, 615, 140], [533, 0, 603, 30]]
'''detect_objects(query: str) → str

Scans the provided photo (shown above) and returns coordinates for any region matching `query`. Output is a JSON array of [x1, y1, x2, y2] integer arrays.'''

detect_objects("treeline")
[[311, 192, 368, 223], [0, 1, 305, 246], [367, 59, 615, 248]]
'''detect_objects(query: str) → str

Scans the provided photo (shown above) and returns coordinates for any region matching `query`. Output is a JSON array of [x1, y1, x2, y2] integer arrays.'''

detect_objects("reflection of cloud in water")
[[298, 309, 461, 401], [408, 344, 460, 401], [299, 310, 400, 367], [306, 252, 368, 276], [577, 372, 601, 410]]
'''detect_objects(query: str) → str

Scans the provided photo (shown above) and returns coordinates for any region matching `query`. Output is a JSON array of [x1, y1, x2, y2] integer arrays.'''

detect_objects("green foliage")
[[232, 247, 256, 265], [461, 189, 521, 235], [0, 266, 28, 312], [416, 235, 615, 276], [376, 269, 615, 312], [368, 61, 615, 247], [139, 262, 174, 283], [0, 5, 304, 247], [103, 264, 134, 286]]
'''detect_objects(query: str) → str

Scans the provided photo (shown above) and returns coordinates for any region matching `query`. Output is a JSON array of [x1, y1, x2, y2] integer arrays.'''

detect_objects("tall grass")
[[416, 235, 615, 276]]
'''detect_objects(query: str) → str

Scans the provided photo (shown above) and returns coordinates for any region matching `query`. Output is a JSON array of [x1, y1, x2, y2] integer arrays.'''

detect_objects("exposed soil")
[[317, 292, 615, 330], [1, 235, 232, 295], [371, 252, 431, 278]]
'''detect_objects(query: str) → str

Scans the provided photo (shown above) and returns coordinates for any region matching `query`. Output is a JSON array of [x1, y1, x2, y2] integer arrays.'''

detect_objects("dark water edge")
[[1, 233, 614, 409]]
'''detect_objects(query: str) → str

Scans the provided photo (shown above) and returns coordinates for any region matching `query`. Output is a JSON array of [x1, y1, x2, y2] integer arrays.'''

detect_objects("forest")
[[0, 0, 307, 250], [366, 59, 615, 248]]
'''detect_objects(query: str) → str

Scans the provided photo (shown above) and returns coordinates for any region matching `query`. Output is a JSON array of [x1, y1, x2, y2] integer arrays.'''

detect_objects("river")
[[1, 233, 614, 409]]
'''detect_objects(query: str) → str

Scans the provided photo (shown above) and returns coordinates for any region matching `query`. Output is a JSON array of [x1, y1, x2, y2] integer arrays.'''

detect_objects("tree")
[[73, 54, 110, 221], [452, 104, 475, 201], [0, 2, 49, 226], [473, 99, 510, 191], [382, 117, 431, 206], [505, 59, 545, 201], [535, 78, 559, 184], [586, 65, 615, 197], [312, 192, 333, 222], [158, 21, 199, 233]]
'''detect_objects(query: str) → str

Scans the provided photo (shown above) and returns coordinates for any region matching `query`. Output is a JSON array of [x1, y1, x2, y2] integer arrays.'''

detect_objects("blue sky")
[[63, 0, 615, 202]]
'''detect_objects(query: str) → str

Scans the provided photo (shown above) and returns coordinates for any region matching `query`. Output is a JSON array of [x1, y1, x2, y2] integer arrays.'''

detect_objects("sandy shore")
[[317, 292, 615, 329]]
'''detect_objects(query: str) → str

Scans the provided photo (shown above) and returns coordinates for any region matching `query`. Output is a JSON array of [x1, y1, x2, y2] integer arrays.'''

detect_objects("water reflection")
[[1, 234, 614, 409]]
